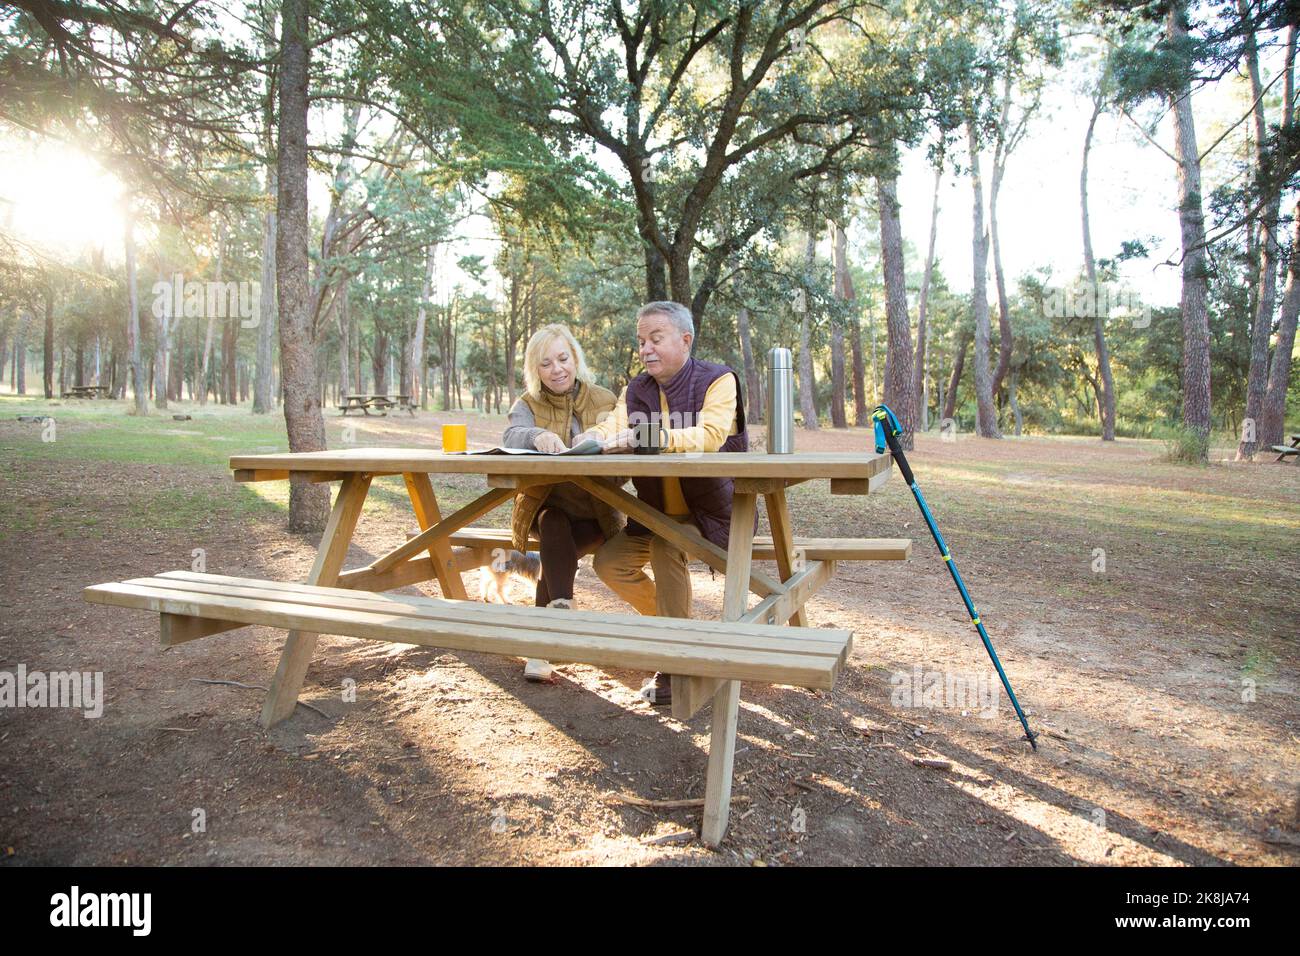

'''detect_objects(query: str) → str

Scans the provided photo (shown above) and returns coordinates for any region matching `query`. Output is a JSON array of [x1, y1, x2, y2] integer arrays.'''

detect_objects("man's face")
[[637, 311, 692, 384]]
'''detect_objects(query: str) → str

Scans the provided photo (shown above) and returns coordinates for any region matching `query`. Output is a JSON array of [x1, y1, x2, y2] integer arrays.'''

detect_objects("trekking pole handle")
[[872, 405, 915, 486]]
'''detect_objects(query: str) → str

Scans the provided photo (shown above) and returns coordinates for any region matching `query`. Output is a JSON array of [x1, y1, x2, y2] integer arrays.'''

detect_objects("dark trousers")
[[535, 507, 604, 607]]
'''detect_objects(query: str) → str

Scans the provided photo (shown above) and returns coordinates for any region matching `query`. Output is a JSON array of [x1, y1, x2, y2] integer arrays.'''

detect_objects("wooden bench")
[[83, 569, 852, 844], [85, 570, 850, 685], [1272, 440, 1299, 463]]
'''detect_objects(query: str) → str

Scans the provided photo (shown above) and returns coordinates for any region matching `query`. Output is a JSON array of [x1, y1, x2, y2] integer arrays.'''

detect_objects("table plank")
[[229, 448, 892, 483]]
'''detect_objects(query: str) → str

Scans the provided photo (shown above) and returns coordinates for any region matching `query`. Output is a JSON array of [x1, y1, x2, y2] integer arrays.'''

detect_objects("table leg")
[[260, 473, 372, 728], [403, 472, 469, 600], [764, 489, 808, 627], [701, 492, 756, 848]]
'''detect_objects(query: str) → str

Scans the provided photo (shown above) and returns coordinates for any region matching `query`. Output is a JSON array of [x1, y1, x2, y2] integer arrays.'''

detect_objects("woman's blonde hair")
[[522, 323, 593, 399]]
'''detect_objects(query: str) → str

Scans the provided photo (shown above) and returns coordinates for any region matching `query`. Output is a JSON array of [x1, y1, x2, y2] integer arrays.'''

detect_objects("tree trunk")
[[336, 283, 350, 401], [797, 228, 819, 430], [1169, 1, 1212, 455], [406, 243, 435, 405], [876, 175, 916, 448], [372, 328, 389, 396], [1082, 92, 1116, 441], [351, 291, 362, 396], [13, 311, 26, 394], [736, 302, 762, 424], [1260, 197, 1300, 448], [42, 288, 54, 399], [124, 204, 147, 415], [153, 291, 169, 412], [276, 0, 329, 532], [943, 330, 970, 423], [967, 122, 1001, 438], [641, 222, 668, 302], [1238, 18, 1292, 458], [914, 158, 942, 431], [173, 319, 184, 401], [850, 311, 868, 426], [1008, 365, 1023, 435], [828, 219, 852, 428], [253, 167, 278, 413], [441, 298, 452, 410], [222, 313, 238, 404], [989, 146, 1014, 398], [253, 1, 278, 413], [505, 260, 520, 408]]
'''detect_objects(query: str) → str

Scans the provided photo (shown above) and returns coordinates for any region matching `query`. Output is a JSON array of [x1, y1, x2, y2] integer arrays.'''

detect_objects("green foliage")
[[1160, 422, 1212, 464]]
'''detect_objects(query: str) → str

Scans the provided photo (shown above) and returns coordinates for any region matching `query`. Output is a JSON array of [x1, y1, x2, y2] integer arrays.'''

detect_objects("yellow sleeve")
[[583, 386, 628, 441], [665, 373, 737, 453]]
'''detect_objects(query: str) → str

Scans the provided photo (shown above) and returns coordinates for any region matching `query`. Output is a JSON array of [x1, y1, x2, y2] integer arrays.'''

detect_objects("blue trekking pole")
[[872, 404, 1038, 750]]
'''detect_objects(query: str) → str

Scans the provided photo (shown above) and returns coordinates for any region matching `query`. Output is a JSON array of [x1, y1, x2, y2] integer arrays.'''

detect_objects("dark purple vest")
[[624, 357, 750, 549]]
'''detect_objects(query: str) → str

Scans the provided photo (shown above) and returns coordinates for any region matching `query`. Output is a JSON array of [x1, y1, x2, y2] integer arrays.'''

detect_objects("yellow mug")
[[442, 423, 467, 453]]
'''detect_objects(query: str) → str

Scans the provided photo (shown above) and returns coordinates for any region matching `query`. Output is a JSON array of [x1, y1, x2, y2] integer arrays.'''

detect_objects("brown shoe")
[[638, 672, 673, 707]]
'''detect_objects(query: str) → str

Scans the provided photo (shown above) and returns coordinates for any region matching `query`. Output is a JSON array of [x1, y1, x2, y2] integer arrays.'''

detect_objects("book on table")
[[467, 438, 603, 456]]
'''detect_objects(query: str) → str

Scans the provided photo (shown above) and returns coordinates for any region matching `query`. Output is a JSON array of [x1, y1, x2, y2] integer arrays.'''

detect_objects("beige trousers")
[[592, 516, 697, 619]]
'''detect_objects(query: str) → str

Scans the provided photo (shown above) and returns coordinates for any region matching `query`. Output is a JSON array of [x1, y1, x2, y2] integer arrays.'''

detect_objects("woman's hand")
[[533, 432, 568, 455]]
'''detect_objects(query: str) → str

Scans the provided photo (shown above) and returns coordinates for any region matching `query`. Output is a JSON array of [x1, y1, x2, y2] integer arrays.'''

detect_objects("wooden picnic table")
[[231, 448, 891, 839], [337, 394, 416, 416], [61, 385, 109, 399], [87, 447, 900, 847], [1271, 433, 1300, 463]]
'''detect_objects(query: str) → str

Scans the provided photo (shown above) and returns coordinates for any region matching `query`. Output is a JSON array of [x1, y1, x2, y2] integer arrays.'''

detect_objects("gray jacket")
[[503, 396, 600, 520]]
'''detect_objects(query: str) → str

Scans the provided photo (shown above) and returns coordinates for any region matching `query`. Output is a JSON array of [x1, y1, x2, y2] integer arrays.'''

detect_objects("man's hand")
[[602, 428, 637, 453], [533, 432, 568, 455]]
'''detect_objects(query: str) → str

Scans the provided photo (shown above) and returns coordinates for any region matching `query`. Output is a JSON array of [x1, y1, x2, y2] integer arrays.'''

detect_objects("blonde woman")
[[503, 324, 624, 681]]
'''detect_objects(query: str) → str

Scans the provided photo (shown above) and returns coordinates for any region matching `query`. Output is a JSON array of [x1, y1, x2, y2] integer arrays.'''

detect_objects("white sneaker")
[[523, 659, 555, 682], [523, 598, 573, 681]]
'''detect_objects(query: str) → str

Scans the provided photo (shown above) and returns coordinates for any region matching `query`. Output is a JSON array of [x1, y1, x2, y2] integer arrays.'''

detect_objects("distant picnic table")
[[337, 394, 416, 416], [61, 385, 109, 399], [1272, 434, 1300, 463]]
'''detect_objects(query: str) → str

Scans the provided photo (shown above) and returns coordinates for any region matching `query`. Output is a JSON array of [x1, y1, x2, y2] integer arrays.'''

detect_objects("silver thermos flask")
[[767, 347, 794, 454]]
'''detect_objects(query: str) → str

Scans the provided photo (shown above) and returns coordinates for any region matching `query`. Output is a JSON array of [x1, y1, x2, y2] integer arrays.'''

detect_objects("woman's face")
[[538, 336, 576, 393]]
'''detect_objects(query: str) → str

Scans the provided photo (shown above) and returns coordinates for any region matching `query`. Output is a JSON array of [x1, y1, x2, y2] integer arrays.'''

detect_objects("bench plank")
[[118, 572, 850, 658], [84, 577, 850, 689]]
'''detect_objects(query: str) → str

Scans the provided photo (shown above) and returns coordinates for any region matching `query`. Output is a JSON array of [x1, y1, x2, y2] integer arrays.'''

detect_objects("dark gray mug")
[[633, 420, 665, 454]]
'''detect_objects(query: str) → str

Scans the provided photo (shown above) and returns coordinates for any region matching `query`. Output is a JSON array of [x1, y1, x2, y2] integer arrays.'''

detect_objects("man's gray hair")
[[637, 301, 694, 338]]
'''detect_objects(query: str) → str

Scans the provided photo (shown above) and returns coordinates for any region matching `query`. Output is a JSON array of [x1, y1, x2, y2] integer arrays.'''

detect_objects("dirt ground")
[[1, 405, 1297, 866]]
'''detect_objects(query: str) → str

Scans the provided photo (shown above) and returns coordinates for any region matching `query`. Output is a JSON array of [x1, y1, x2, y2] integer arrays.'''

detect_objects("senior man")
[[573, 300, 750, 706]]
